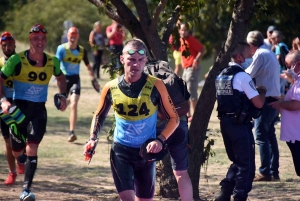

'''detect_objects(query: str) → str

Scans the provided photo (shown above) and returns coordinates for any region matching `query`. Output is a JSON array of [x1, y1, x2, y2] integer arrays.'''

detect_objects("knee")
[[173, 170, 189, 179], [26, 143, 39, 156], [69, 99, 78, 110], [12, 150, 24, 158]]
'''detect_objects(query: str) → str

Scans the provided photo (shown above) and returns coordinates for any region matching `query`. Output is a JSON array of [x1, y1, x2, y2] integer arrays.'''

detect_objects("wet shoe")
[[20, 189, 35, 201], [253, 173, 271, 182], [68, 134, 77, 142], [17, 162, 25, 174], [4, 172, 17, 185]]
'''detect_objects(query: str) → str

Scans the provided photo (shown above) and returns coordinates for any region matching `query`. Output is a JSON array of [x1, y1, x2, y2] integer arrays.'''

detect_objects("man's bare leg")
[[68, 94, 80, 142], [174, 170, 193, 201]]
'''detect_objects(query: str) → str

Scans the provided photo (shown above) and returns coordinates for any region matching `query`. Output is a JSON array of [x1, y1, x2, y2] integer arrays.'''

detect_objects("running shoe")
[[20, 189, 35, 201], [3, 172, 17, 185], [68, 134, 77, 142]]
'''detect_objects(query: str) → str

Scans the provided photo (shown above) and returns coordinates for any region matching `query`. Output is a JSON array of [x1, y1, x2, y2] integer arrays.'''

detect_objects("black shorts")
[[66, 74, 81, 96], [10, 100, 47, 152], [110, 142, 155, 199], [1, 98, 12, 139], [156, 119, 189, 171]]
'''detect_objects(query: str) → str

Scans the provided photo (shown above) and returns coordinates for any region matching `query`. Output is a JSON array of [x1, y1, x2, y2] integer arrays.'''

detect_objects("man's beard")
[[4, 51, 15, 58]]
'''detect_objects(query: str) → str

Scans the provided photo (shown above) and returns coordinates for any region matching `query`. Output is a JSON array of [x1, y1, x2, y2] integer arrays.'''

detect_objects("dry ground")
[[0, 42, 299, 200]]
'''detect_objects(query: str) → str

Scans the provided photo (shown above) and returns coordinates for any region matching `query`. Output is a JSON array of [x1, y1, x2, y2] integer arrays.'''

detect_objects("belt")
[[218, 113, 235, 118], [266, 96, 279, 103]]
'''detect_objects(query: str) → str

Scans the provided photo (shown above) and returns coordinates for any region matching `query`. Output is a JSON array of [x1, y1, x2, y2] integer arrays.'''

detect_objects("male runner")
[[0, 24, 67, 201], [56, 27, 99, 142], [84, 39, 179, 201], [0, 31, 25, 185]]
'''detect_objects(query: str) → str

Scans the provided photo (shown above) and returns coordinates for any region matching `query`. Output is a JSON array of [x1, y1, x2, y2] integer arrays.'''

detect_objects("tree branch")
[[86, 0, 119, 21], [132, 0, 152, 27], [110, 0, 140, 26], [161, 5, 181, 48], [151, 0, 168, 31]]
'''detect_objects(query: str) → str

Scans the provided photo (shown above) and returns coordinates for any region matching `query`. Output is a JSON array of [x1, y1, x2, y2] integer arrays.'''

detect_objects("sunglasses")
[[126, 49, 146, 55], [30, 27, 47, 34], [1, 36, 14, 41]]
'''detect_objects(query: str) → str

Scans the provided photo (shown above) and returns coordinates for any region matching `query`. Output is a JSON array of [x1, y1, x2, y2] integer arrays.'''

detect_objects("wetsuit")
[[56, 43, 89, 96], [90, 72, 179, 198]]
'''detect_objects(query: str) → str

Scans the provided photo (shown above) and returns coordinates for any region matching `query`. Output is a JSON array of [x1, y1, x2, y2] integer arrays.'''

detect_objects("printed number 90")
[[28, 71, 47, 82]]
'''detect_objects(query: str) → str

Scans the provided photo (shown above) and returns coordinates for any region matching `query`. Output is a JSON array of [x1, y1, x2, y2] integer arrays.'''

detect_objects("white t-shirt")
[[229, 62, 259, 100]]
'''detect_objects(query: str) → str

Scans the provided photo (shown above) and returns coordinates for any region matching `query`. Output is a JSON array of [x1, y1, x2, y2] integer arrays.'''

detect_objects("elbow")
[[254, 99, 265, 109]]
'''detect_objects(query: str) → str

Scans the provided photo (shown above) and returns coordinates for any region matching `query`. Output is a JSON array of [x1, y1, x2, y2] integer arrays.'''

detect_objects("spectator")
[[271, 30, 290, 96], [169, 35, 182, 76], [178, 23, 206, 122], [269, 50, 300, 177], [106, 20, 126, 54], [245, 30, 281, 182], [264, 25, 276, 50], [89, 21, 105, 79]]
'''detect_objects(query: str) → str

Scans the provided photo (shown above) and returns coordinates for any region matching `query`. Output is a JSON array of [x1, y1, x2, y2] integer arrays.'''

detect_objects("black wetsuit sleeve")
[[83, 49, 89, 66], [90, 83, 112, 137]]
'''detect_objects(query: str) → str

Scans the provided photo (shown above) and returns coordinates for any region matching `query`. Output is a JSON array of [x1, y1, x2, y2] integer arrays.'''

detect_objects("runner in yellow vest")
[[56, 27, 100, 142]]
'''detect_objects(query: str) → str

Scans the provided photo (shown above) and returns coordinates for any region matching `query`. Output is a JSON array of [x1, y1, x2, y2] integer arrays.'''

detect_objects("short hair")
[[123, 38, 147, 53], [286, 50, 300, 64], [231, 42, 250, 58], [179, 22, 190, 30], [247, 31, 264, 47], [94, 21, 101, 27], [272, 30, 283, 40]]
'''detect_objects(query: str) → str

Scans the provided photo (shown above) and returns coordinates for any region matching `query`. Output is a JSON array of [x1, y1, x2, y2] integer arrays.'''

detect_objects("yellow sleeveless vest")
[[13, 51, 54, 84], [110, 75, 158, 121], [62, 43, 84, 64], [0, 57, 14, 88]]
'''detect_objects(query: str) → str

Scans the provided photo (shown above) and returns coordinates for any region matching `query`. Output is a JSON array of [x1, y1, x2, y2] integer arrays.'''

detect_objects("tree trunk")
[[187, 0, 255, 199], [156, 154, 180, 198]]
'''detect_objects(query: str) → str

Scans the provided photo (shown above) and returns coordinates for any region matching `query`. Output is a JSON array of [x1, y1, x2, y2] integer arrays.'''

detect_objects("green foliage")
[[250, 0, 300, 48], [201, 129, 217, 171], [0, 0, 27, 30], [4, 0, 111, 53]]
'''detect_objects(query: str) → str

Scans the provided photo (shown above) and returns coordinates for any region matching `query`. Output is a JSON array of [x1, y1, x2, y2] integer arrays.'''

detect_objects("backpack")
[[279, 45, 289, 70], [144, 60, 190, 119]]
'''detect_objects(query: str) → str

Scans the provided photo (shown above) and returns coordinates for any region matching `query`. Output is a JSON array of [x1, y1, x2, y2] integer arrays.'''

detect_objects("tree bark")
[[156, 154, 180, 198], [187, 0, 255, 199]]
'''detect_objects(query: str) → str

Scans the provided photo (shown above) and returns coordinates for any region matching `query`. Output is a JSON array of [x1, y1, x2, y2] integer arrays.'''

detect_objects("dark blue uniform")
[[215, 64, 261, 201]]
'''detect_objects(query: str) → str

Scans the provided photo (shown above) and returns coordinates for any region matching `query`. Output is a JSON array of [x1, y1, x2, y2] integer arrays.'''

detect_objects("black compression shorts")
[[110, 142, 156, 199], [10, 100, 47, 152], [66, 74, 81, 96]]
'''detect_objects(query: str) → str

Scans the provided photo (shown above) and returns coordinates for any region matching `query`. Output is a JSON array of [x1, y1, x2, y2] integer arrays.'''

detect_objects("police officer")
[[215, 42, 266, 201]]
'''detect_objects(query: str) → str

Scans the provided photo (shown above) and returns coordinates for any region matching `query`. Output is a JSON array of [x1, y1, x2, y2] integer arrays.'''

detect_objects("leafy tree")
[[4, 0, 111, 53], [0, 0, 27, 31]]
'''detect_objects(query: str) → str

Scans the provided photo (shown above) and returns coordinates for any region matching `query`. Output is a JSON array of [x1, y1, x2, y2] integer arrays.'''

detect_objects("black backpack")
[[279, 45, 289, 70], [144, 60, 190, 119]]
